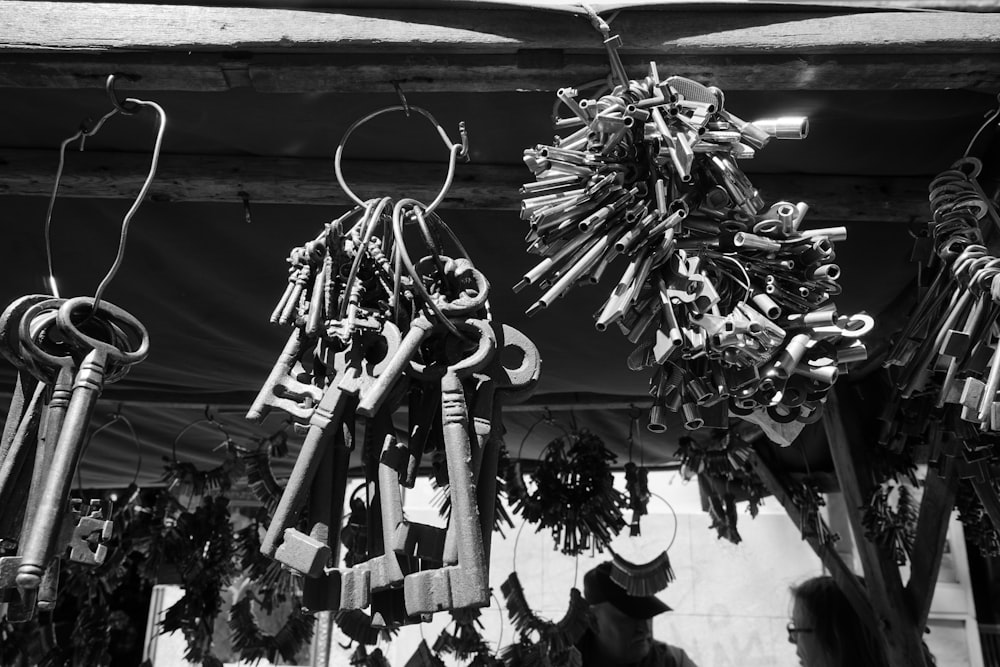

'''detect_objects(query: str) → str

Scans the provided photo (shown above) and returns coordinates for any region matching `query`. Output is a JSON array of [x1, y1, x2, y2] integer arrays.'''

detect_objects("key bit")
[[67, 499, 113, 565]]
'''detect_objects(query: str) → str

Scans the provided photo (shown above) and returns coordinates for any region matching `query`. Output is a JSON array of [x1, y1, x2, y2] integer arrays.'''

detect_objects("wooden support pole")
[[823, 388, 929, 667], [905, 465, 958, 628], [748, 446, 874, 622]]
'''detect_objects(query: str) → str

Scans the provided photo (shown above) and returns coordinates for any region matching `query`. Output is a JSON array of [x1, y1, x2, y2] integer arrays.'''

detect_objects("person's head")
[[789, 575, 888, 667], [583, 561, 671, 663]]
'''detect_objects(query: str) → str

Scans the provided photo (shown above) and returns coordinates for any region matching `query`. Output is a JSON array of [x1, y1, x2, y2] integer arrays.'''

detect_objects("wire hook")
[[105, 74, 140, 115], [965, 92, 1000, 158], [334, 104, 467, 216], [392, 81, 411, 117], [44, 77, 166, 311]]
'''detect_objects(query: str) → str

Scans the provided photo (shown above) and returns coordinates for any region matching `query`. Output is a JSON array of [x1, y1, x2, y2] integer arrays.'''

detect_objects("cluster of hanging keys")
[[0, 295, 149, 619], [247, 106, 540, 627], [517, 53, 871, 433]]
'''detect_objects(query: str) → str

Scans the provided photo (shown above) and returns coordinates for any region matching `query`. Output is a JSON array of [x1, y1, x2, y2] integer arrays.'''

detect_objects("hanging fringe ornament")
[[334, 609, 397, 646], [240, 449, 283, 515], [790, 481, 840, 546], [507, 429, 627, 554], [862, 482, 917, 566], [229, 591, 315, 665], [624, 461, 651, 535], [433, 608, 497, 662], [350, 644, 393, 667], [405, 639, 447, 667], [500, 572, 594, 659], [608, 549, 675, 597], [432, 445, 516, 537]]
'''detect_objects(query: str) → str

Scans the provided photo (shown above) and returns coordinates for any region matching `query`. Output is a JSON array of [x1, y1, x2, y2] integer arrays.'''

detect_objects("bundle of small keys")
[[518, 55, 869, 435], [248, 196, 540, 628], [0, 295, 149, 620]]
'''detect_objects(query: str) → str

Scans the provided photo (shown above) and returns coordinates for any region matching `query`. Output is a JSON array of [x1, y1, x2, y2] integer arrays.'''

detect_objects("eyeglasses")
[[787, 622, 815, 644]]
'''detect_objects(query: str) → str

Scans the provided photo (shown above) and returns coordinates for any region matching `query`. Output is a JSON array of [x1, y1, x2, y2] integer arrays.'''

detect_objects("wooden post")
[[748, 447, 874, 622], [823, 388, 929, 667], [905, 465, 958, 628]]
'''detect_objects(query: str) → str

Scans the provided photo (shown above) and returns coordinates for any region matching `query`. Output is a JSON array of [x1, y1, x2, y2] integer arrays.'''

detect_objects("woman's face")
[[790, 597, 825, 667]]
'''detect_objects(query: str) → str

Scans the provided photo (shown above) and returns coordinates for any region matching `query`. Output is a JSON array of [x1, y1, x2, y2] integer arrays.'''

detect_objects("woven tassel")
[[609, 550, 675, 596]]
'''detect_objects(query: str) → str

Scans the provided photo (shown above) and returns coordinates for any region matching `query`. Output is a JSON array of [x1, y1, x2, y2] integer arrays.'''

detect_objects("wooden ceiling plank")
[[2, 52, 999, 92], [0, 3, 998, 55], [0, 148, 930, 223]]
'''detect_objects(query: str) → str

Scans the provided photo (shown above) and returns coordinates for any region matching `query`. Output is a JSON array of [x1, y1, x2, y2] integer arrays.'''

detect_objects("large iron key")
[[404, 319, 495, 615], [16, 297, 148, 590], [246, 327, 323, 425], [260, 323, 400, 559]]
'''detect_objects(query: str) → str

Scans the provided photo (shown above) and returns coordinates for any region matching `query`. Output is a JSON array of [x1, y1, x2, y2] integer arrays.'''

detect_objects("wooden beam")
[[905, 465, 958, 628], [0, 4, 998, 92], [748, 446, 875, 621], [0, 149, 930, 222], [823, 389, 930, 667]]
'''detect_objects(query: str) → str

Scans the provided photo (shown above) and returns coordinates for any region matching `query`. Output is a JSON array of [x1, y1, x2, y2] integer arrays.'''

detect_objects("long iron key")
[[404, 318, 495, 615], [261, 322, 401, 559], [16, 297, 149, 590]]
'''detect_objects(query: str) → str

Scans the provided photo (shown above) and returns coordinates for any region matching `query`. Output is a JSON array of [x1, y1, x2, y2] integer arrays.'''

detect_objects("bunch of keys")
[[249, 193, 540, 628], [885, 158, 1000, 435], [0, 295, 149, 619], [517, 56, 867, 434]]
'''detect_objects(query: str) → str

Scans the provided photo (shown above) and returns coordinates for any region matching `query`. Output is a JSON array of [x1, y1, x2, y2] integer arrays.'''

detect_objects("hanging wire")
[[334, 104, 467, 215], [965, 92, 1000, 158], [44, 74, 167, 311], [491, 591, 506, 653]]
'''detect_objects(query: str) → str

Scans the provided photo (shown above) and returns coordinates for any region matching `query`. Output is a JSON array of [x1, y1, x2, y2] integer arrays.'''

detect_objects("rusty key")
[[16, 297, 149, 590], [261, 322, 401, 560], [403, 318, 495, 615]]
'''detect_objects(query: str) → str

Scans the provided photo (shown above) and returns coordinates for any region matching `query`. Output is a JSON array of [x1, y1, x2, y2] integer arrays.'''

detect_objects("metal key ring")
[[56, 297, 150, 364], [334, 105, 467, 216], [22, 305, 135, 384], [408, 318, 496, 380], [0, 294, 53, 375]]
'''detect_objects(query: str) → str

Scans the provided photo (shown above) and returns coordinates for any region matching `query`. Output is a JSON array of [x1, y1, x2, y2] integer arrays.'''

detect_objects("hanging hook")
[[392, 80, 411, 117], [580, 3, 629, 88], [105, 74, 140, 115], [965, 92, 1000, 158], [45, 77, 166, 311], [334, 104, 467, 215], [238, 190, 253, 224]]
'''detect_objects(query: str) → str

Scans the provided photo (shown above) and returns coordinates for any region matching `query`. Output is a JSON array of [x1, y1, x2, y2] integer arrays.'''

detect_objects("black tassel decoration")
[[609, 550, 675, 597]]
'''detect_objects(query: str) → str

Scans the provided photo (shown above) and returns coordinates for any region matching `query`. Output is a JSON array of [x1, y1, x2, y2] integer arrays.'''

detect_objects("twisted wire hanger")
[[45, 74, 166, 312]]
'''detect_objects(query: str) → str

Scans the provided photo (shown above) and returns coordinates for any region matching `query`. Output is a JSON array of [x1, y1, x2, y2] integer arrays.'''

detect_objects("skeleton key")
[[437, 323, 540, 568], [16, 297, 149, 590], [357, 258, 490, 418], [468, 324, 540, 564], [261, 322, 401, 560], [403, 318, 495, 615], [246, 327, 323, 425], [340, 433, 410, 611]]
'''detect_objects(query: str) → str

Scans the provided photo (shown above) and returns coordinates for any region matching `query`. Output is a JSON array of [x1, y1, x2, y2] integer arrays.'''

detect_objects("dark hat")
[[583, 561, 672, 619]]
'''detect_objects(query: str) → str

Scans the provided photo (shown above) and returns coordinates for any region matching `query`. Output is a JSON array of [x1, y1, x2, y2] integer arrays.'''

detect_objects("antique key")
[[262, 322, 401, 561], [16, 296, 149, 590], [404, 318, 495, 615]]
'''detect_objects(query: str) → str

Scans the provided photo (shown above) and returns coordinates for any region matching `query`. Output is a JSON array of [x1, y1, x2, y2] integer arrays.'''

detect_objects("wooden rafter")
[[823, 389, 930, 667], [0, 149, 930, 222], [0, 3, 998, 92]]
